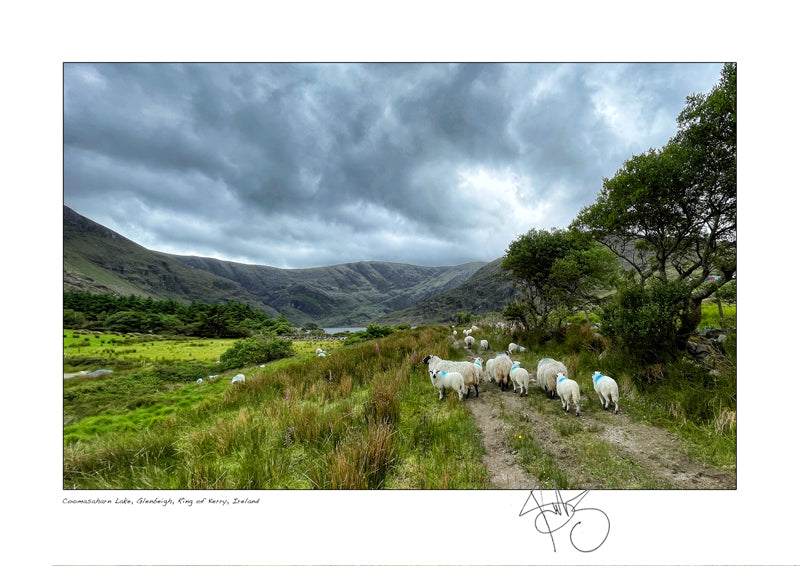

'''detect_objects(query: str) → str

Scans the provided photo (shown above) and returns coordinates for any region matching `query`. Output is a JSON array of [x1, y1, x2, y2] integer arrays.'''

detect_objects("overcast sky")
[[63, 62, 724, 269]]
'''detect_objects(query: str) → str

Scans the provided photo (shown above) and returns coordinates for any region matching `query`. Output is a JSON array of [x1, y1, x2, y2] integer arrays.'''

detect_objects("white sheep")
[[472, 357, 485, 383], [537, 357, 568, 398], [493, 353, 513, 391], [508, 342, 527, 355], [509, 361, 531, 396], [556, 372, 581, 416], [484, 356, 497, 383], [428, 368, 466, 401], [231, 373, 245, 384], [423, 354, 481, 398], [464, 335, 475, 349], [479, 339, 489, 351], [592, 371, 620, 414], [315, 348, 324, 354]]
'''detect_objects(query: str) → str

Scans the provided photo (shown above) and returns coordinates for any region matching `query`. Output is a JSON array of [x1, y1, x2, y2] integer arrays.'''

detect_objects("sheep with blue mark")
[[428, 368, 467, 401], [592, 371, 620, 413], [508, 342, 527, 355], [556, 372, 581, 416], [423, 354, 481, 398]]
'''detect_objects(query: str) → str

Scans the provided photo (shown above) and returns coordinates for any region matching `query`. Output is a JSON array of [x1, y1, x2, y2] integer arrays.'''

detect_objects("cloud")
[[63, 62, 724, 268]]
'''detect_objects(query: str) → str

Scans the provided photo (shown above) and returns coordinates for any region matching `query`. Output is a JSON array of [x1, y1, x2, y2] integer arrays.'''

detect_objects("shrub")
[[148, 360, 217, 383], [600, 280, 690, 362], [343, 324, 400, 345], [219, 335, 294, 370]]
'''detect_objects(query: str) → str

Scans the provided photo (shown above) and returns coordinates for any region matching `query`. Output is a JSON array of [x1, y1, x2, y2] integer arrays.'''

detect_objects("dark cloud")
[[63, 62, 724, 268]]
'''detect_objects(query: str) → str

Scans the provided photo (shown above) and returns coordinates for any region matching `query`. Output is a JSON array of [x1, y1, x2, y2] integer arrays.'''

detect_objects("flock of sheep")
[[424, 326, 620, 416]]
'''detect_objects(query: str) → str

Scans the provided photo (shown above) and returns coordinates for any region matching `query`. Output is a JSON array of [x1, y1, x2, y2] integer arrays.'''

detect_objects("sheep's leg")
[[474, 384, 479, 397]]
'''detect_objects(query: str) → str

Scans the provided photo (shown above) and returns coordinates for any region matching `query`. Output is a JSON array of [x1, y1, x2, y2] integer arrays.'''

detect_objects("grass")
[[64, 330, 345, 368], [64, 312, 735, 489], [64, 326, 488, 489]]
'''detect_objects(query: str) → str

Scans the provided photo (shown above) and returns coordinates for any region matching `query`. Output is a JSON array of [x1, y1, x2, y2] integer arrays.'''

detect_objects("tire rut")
[[460, 350, 735, 490]]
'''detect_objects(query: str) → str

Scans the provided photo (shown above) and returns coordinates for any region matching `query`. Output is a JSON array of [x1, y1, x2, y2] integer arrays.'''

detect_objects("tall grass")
[[64, 326, 488, 489]]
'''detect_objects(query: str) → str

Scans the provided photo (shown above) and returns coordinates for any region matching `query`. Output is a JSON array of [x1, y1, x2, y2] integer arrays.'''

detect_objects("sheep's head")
[[428, 368, 440, 379], [422, 354, 433, 365]]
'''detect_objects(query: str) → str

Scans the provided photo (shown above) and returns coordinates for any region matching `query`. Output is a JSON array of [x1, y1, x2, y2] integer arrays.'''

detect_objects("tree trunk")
[[677, 299, 703, 348]]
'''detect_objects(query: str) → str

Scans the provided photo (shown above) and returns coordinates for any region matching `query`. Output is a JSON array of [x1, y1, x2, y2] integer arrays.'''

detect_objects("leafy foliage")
[[64, 291, 293, 337], [343, 324, 406, 345], [572, 63, 736, 351], [600, 280, 691, 362], [218, 336, 295, 370], [501, 228, 619, 329]]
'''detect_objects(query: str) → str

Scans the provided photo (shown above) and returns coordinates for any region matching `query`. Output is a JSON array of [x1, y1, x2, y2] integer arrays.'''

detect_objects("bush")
[[343, 324, 400, 345], [600, 280, 690, 362], [147, 360, 218, 383], [219, 335, 294, 370]]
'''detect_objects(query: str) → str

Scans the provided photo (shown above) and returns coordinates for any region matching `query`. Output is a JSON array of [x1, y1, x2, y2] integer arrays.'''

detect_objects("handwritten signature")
[[519, 478, 610, 552]]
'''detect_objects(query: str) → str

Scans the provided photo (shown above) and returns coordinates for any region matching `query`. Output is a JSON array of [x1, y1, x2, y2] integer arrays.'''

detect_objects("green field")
[[64, 330, 345, 369]]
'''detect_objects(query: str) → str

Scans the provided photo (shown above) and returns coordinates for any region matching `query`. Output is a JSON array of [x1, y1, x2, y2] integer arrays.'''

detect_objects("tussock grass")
[[64, 326, 488, 489]]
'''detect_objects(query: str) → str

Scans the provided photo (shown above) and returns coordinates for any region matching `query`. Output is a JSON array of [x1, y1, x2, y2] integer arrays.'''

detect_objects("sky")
[[63, 62, 725, 269]]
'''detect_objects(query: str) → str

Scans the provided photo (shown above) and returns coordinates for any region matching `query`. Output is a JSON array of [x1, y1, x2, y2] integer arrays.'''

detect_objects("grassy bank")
[[64, 327, 488, 489]]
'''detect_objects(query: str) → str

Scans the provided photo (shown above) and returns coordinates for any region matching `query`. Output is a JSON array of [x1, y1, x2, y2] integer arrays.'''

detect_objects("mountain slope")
[[63, 206, 486, 326], [372, 258, 519, 326]]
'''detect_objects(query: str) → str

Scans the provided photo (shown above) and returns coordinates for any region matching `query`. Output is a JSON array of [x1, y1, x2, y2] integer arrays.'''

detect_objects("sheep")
[[493, 353, 513, 391], [472, 356, 485, 383], [423, 354, 481, 398], [509, 361, 531, 396], [556, 372, 581, 416], [484, 356, 498, 383], [464, 335, 475, 349], [592, 371, 620, 414], [537, 357, 568, 398], [479, 339, 489, 351], [508, 342, 527, 355], [231, 373, 245, 384], [428, 368, 466, 401], [315, 348, 324, 354]]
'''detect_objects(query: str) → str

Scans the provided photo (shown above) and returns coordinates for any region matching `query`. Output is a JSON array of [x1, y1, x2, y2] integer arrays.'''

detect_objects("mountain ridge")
[[63, 205, 503, 326]]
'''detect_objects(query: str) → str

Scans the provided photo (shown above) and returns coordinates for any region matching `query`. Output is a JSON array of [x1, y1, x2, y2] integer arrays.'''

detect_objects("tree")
[[501, 228, 619, 329], [573, 63, 736, 344]]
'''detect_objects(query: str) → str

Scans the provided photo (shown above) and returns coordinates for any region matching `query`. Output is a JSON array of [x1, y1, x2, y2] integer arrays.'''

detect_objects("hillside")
[[372, 258, 519, 326], [63, 205, 487, 326]]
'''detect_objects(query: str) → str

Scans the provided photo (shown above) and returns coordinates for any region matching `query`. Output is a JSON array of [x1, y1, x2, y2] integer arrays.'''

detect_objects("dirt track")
[[461, 355, 735, 490]]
